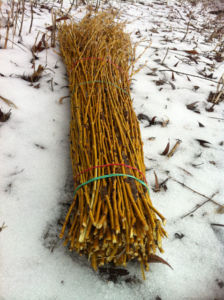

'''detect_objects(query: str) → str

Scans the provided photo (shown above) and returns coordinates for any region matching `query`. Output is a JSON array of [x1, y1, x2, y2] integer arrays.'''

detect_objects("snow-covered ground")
[[0, 0, 224, 299]]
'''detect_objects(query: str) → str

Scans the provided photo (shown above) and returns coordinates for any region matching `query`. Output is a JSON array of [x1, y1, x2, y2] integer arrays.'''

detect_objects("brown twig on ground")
[[178, 166, 193, 176], [171, 178, 222, 206], [180, 194, 219, 219], [211, 223, 224, 228], [159, 68, 219, 84], [170, 178, 223, 219], [167, 140, 181, 158], [208, 116, 224, 121]]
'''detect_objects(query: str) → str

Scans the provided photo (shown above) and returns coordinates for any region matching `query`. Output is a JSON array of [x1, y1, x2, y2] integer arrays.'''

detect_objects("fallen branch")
[[211, 223, 224, 228], [208, 116, 224, 121], [159, 68, 219, 84], [170, 178, 223, 218], [172, 178, 221, 205], [168, 140, 181, 158]]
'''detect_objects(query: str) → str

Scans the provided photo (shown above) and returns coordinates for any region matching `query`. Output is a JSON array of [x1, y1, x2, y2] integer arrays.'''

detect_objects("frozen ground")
[[0, 0, 224, 299]]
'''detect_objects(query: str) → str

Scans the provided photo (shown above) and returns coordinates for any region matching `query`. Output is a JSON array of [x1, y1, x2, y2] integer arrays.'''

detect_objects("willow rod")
[[58, 11, 167, 277]]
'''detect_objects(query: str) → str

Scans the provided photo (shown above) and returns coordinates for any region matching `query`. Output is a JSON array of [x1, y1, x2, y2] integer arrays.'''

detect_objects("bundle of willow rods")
[[58, 12, 167, 276]]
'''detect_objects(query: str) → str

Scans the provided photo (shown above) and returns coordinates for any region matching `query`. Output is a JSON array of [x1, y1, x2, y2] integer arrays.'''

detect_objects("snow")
[[0, 0, 224, 299]]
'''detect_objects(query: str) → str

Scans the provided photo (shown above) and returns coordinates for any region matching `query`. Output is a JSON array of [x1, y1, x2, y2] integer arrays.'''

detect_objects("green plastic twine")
[[74, 173, 150, 196]]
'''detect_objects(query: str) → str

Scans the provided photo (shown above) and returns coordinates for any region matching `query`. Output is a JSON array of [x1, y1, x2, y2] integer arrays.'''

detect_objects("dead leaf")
[[174, 232, 184, 239], [184, 50, 199, 55], [0, 109, 11, 122], [207, 73, 214, 79], [207, 91, 224, 104], [151, 116, 157, 125], [169, 82, 176, 90], [198, 70, 216, 79], [59, 96, 70, 104], [216, 206, 224, 214], [32, 40, 45, 53], [148, 254, 173, 270], [209, 10, 224, 15], [198, 122, 205, 127], [34, 83, 40, 89], [187, 75, 191, 81], [146, 72, 157, 76], [186, 101, 200, 113], [193, 86, 200, 91], [159, 178, 169, 191], [162, 119, 169, 127], [0, 222, 7, 232], [187, 55, 199, 64], [214, 53, 223, 63], [0, 95, 17, 108], [186, 101, 198, 109], [206, 106, 215, 112], [99, 267, 129, 277], [32, 34, 48, 53], [137, 113, 151, 126], [173, 61, 179, 67], [155, 79, 166, 86], [125, 276, 141, 284], [161, 142, 170, 155], [195, 139, 211, 148], [150, 28, 159, 33], [154, 171, 160, 192], [21, 65, 44, 83], [46, 16, 70, 31], [40, 4, 50, 9], [34, 143, 46, 150]]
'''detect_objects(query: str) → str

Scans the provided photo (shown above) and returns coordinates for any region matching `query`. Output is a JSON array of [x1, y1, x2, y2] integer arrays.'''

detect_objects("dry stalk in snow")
[[211, 73, 224, 104]]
